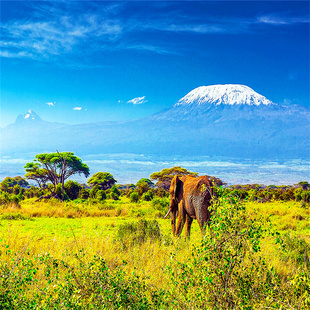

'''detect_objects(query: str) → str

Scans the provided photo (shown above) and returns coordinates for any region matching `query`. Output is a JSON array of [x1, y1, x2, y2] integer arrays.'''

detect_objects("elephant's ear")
[[174, 176, 181, 202]]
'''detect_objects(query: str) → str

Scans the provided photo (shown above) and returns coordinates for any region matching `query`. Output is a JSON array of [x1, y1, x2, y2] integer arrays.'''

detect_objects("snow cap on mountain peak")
[[175, 84, 274, 107], [15, 109, 42, 124]]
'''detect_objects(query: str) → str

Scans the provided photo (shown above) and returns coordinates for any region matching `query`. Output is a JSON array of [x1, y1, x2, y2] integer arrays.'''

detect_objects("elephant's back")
[[184, 176, 213, 206]]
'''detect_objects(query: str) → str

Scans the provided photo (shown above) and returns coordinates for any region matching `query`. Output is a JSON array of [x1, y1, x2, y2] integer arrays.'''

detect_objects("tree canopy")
[[136, 178, 154, 187], [0, 176, 29, 192], [24, 151, 89, 199], [87, 172, 117, 190], [24, 162, 49, 188], [296, 181, 310, 190], [150, 166, 198, 190]]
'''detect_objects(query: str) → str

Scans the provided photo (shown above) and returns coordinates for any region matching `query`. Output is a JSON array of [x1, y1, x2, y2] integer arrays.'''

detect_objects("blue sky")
[[1, 1, 309, 127]]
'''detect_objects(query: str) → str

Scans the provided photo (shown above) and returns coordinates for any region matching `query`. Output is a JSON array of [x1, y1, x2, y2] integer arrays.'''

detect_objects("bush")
[[107, 192, 119, 201], [280, 234, 310, 269], [55, 184, 68, 200], [0, 191, 11, 205], [154, 187, 169, 198], [64, 180, 82, 200], [130, 191, 139, 203], [115, 219, 162, 249], [106, 185, 120, 200], [0, 249, 167, 309], [96, 190, 106, 201], [89, 184, 100, 199], [141, 190, 154, 201], [79, 188, 90, 199], [151, 197, 169, 212], [0, 190, 23, 206], [165, 191, 307, 309], [0, 176, 29, 193]]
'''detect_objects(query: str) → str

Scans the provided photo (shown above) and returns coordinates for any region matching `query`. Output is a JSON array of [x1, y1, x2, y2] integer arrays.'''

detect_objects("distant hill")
[[1, 84, 309, 160]]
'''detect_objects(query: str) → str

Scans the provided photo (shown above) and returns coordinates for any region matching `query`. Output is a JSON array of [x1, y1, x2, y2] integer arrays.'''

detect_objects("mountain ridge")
[[1, 84, 309, 160]]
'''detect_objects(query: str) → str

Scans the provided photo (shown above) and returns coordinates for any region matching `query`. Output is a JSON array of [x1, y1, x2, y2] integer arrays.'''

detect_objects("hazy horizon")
[[1, 152, 309, 186], [1, 1, 309, 185]]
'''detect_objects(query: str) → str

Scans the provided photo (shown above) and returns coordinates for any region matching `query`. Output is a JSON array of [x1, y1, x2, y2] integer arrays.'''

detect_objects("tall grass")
[[0, 197, 309, 309], [0, 197, 163, 219]]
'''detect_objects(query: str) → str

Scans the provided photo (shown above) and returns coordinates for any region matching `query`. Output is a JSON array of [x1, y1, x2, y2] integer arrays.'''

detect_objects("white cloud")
[[73, 107, 82, 110], [127, 96, 147, 105], [46, 102, 55, 106], [126, 44, 179, 55], [1, 6, 123, 60], [257, 15, 309, 25]]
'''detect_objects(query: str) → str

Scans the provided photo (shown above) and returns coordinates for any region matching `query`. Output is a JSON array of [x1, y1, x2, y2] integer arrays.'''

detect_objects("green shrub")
[[115, 219, 162, 249], [64, 180, 82, 200], [0, 191, 11, 205], [55, 184, 68, 200], [110, 185, 120, 196], [106, 185, 120, 200], [154, 187, 169, 198], [79, 188, 89, 199], [280, 234, 310, 269], [0, 191, 23, 206], [141, 190, 154, 201], [135, 181, 151, 197], [89, 184, 100, 198], [96, 190, 106, 201], [130, 191, 139, 203], [165, 192, 307, 309], [1, 213, 31, 220], [0, 249, 167, 309], [107, 192, 119, 201], [151, 197, 169, 213]]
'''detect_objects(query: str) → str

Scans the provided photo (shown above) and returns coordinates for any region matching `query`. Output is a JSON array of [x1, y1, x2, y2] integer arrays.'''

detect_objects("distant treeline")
[[0, 173, 309, 207]]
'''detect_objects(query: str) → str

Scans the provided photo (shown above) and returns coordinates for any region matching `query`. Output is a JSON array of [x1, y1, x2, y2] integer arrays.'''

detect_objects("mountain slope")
[[1, 84, 309, 159]]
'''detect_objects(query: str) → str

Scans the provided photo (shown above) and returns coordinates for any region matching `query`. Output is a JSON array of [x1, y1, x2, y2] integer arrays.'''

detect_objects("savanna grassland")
[[1, 195, 309, 309]]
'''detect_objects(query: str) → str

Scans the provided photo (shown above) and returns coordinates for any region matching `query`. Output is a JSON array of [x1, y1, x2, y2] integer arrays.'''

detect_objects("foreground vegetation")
[[1, 194, 309, 309], [1, 158, 309, 308]]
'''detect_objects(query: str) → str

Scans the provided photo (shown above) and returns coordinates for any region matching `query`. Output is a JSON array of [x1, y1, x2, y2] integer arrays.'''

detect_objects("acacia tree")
[[150, 166, 198, 190], [24, 151, 89, 199], [24, 162, 49, 188]]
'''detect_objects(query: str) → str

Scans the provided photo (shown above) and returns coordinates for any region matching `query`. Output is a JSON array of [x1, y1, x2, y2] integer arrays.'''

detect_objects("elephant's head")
[[164, 176, 183, 235]]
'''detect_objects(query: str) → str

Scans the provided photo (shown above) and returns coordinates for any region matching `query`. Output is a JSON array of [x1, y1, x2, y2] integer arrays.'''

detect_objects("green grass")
[[0, 197, 309, 309]]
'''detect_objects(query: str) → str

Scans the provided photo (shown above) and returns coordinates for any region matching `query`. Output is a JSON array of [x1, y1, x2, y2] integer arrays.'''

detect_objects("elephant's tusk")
[[164, 209, 171, 219]]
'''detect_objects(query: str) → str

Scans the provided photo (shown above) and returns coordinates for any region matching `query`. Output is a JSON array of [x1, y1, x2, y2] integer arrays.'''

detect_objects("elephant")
[[164, 175, 215, 238]]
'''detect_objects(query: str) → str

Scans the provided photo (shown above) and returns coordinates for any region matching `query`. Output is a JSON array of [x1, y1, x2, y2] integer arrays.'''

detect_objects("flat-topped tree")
[[24, 151, 89, 199], [150, 166, 198, 190], [24, 162, 49, 188]]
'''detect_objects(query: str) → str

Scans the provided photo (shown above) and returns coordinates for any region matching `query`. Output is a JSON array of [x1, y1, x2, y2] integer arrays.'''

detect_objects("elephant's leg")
[[176, 202, 186, 237], [197, 213, 209, 235], [171, 213, 176, 236], [185, 215, 193, 239]]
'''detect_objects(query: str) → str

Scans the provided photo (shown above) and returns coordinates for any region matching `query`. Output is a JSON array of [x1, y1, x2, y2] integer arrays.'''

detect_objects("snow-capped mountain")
[[149, 84, 279, 122], [1, 84, 309, 160], [15, 109, 42, 123], [175, 84, 273, 107]]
